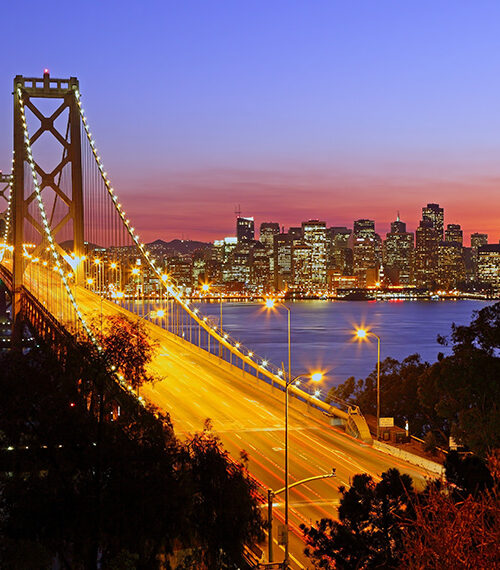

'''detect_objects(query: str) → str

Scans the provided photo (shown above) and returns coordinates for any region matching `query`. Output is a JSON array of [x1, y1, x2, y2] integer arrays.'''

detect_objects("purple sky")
[[1, 1, 499, 244]]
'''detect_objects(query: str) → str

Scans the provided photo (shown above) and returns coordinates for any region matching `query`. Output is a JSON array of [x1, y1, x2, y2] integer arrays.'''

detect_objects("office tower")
[[259, 222, 280, 249], [471, 233, 488, 280], [328, 227, 353, 275], [437, 241, 465, 289], [259, 222, 279, 274], [414, 219, 439, 288], [422, 203, 444, 239], [301, 220, 327, 284], [390, 213, 406, 234], [353, 219, 380, 287], [236, 216, 255, 242], [478, 244, 500, 293], [273, 232, 294, 290], [445, 223, 463, 245], [471, 232, 488, 252], [292, 243, 313, 286], [383, 215, 414, 285], [249, 241, 271, 291]]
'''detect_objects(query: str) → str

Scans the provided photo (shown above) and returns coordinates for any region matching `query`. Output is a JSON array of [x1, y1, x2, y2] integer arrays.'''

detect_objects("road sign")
[[379, 417, 394, 427]]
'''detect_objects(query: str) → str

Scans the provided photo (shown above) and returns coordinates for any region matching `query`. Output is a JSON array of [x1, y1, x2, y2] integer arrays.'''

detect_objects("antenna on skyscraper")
[[397, 210, 400, 221], [235, 204, 241, 218]]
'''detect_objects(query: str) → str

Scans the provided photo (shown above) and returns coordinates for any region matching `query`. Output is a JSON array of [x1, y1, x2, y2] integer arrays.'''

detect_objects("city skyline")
[[1, 2, 500, 243]]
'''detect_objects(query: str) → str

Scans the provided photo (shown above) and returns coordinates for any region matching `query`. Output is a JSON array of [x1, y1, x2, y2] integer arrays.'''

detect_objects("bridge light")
[[87, 277, 94, 285], [261, 360, 268, 367], [110, 262, 117, 269], [131, 267, 140, 276], [248, 351, 253, 357], [264, 298, 276, 309], [155, 309, 165, 318], [161, 274, 169, 281], [94, 258, 100, 265]]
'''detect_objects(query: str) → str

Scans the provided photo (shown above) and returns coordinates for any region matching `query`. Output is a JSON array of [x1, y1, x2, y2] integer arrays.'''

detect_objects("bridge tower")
[[12, 71, 84, 335]]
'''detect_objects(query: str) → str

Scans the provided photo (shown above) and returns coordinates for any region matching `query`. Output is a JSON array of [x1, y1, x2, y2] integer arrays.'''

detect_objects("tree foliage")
[[302, 456, 499, 570], [329, 302, 500, 455], [0, 340, 264, 569], [301, 469, 414, 569]]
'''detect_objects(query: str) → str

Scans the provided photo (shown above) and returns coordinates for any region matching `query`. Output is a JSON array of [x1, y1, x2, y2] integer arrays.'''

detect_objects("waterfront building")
[[249, 241, 271, 291], [273, 232, 294, 290], [414, 219, 439, 289], [301, 220, 327, 285], [478, 244, 500, 293], [437, 241, 465, 289], [422, 203, 444, 239], [328, 227, 352, 275], [292, 242, 313, 287], [236, 216, 255, 242], [383, 215, 414, 285], [471, 233, 488, 280], [259, 222, 279, 274], [353, 219, 380, 287]]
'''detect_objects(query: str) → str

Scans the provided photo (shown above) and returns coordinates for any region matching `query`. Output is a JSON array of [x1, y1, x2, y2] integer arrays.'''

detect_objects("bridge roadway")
[[49, 286, 436, 568]]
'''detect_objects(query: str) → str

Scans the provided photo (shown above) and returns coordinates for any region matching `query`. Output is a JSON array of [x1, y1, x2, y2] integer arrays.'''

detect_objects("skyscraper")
[[236, 217, 255, 242], [353, 219, 380, 287], [259, 222, 279, 249], [302, 220, 327, 285], [414, 219, 439, 288], [445, 223, 463, 245], [478, 244, 500, 293], [273, 232, 293, 290], [422, 203, 444, 239], [383, 215, 414, 285]]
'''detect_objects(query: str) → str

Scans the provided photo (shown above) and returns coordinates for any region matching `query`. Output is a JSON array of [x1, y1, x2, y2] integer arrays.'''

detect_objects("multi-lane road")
[[133, 313, 435, 569], [27, 281, 437, 568]]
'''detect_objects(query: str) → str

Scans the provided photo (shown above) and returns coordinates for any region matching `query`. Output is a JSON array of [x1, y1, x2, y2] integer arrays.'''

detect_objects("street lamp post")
[[267, 470, 336, 563], [355, 328, 381, 439]]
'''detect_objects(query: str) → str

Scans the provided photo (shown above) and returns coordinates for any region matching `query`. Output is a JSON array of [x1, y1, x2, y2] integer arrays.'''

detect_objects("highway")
[[25, 280, 436, 568]]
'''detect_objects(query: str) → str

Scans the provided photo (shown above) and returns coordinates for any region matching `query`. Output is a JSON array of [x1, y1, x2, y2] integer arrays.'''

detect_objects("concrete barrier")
[[373, 440, 445, 476]]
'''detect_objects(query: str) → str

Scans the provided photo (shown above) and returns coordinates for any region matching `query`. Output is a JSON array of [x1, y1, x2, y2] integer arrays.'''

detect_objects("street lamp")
[[355, 328, 381, 439]]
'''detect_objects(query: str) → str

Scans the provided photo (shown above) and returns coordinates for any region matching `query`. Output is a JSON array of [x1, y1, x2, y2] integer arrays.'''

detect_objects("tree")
[[401, 472, 499, 569], [0, 342, 265, 569], [329, 303, 500, 455], [93, 314, 159, 391], [419, 302, 500, 455], [301, 468, 414, 569]]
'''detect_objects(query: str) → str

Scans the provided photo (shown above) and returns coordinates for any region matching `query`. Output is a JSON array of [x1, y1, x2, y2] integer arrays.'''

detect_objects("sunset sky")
[[1, 1, 500, 244]]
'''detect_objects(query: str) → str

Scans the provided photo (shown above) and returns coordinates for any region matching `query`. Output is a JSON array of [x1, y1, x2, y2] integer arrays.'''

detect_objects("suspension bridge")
[[0, 72, 436, 568]]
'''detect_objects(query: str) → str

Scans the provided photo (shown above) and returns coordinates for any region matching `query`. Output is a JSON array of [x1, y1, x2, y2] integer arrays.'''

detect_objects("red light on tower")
[[44, 68, 49, 75]]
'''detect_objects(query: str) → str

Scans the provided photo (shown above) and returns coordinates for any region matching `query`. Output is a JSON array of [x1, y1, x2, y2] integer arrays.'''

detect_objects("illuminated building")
[[328, 227, 352, 275], [414, 219, 439, 288], [478, 244, 500, 293], [236, 216, 254, 242], [445, 223, 463, 245], [422, 203, 444, 239], [260, 222, 279, 273], [437, 241, 465, 289], [353, 219, 380, 287], [292, 242, 313, 286], [302, 220, 327, 284], [273, 232, 293, 290], [471, 233, 488, 280], [383, 215, 414, 285], [249, 241, 271, 290]]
